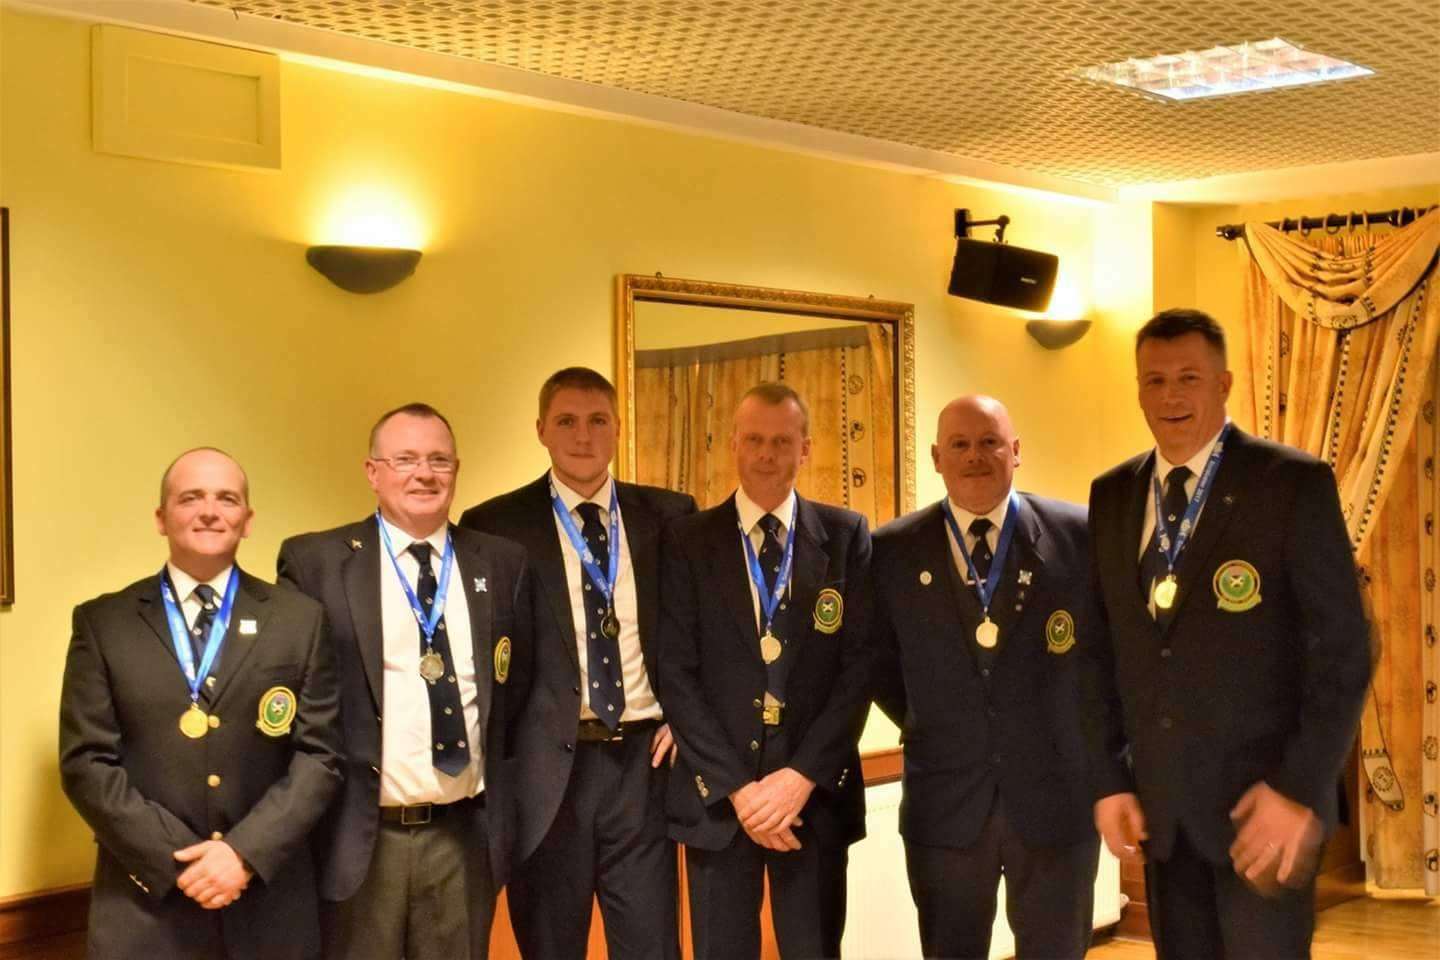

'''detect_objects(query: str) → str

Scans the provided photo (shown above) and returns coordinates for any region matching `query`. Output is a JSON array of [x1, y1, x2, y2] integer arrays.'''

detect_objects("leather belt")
[[576, 717, 660, 743], [379, 791, 483, 827]]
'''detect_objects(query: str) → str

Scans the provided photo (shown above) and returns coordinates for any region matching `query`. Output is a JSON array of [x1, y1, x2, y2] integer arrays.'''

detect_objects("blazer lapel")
[[710, 496, 763, 656], [454, 527, 495, 721], [1116, 453, 1158, 628], [206, 572, 271, 708], [617, 482, 662, 654], [342, 518, 385, 712], [136, 575, 179, 666], [788, 496, 831, 644], [1164, 432, 1248, 630], [992, 499, 1045, 642], [525, 476, 581, 673]]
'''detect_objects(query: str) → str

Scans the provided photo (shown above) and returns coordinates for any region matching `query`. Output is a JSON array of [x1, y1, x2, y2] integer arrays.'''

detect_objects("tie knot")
[[1165, 465, 1193, 493], [407, 542, 433, 567], [576, 501, 604, 526], [193, 584, 217, 608], [968, 517, 994, 539], [758, 514, 782, 538]]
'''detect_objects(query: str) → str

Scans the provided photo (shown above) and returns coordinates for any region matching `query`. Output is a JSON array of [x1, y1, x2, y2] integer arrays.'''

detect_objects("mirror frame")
[[615, 273, 917, 517]]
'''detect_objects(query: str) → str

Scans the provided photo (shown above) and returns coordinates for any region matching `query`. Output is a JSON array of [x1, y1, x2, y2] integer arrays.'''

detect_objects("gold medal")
[[975, 618, 1000, 649], [760, 632, 783, 664], [601, 610, 621, 641], [179, 703, 209, 739], [418, 650, 446, 682], [1153, 575, 1178, 610]]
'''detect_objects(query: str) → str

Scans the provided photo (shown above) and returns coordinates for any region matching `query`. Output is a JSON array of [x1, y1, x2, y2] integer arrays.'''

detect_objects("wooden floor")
[[1091, 891, 1440, 960], [5, 893, 1436, 959]]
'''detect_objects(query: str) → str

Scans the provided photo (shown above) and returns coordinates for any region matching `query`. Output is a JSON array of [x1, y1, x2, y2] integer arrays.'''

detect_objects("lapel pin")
[[919, 570, 933, 586], [1018, 569, 1033, 586], [349, 538, 363, 551], [239, 619, 258, 636], [475, 577, 488, 593]]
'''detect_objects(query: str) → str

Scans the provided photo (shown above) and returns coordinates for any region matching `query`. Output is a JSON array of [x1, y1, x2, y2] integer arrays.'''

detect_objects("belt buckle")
[[762, 704, 783, 726], [400, 803, 432, 826]]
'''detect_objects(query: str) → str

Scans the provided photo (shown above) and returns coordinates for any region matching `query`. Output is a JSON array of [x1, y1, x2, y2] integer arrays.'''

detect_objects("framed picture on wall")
[[1, 207, 12, 605]]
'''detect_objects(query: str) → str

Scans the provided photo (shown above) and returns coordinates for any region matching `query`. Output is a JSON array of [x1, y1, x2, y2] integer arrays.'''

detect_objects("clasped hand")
[[731, 768, 815, 852], [174, 840, 253, 909]]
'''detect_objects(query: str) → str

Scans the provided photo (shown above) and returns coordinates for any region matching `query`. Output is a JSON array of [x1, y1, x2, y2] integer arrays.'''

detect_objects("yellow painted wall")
[[0, 9, 1148, 896]]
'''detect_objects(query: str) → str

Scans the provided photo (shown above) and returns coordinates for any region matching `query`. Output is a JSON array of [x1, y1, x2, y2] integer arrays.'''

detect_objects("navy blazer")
[[657, 493, 874, 852], [1082, 429, 1371, 863], [60, 570, 341, 960], [871, 494, 1096, 850], [459, 474, 696, 862], [276, 518, 533, 911]]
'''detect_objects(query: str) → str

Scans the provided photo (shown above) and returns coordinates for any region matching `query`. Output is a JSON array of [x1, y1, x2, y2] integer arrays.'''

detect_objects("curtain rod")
[[1215, 204, 1437, 241]]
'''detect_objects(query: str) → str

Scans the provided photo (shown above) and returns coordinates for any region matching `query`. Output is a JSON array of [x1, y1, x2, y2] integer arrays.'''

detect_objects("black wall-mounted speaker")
[[947, 238, 1058, 312]]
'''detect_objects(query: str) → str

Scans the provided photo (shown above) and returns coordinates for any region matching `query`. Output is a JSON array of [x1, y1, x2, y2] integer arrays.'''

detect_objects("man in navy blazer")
[[61, 448, 342, 960], [278, 403, 533, 960], [460, 367, 695, 959], [1083, 309, 1370, 958], [871, 395, 1099, 960], [658, 383, 873, 960]]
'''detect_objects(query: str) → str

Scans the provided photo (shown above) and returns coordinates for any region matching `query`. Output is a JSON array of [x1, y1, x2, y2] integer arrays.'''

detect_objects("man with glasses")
[[278, 403, 534, 960]]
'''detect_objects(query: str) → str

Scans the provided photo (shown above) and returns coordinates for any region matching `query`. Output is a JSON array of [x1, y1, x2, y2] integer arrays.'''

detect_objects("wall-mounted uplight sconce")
[[1023, 273, 1092, 350], [306, 245, 422, 294]]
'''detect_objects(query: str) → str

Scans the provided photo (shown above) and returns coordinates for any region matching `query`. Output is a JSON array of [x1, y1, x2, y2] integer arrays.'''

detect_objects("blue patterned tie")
[[191, 584, 217, 669], [408, 542, 470, 775], [1140, 466, 1192, 624], [578, 502, 624, 729]]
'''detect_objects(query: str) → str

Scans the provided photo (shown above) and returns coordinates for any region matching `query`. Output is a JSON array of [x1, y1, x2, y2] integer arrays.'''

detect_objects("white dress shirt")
[[166, 562, 235, 633], [1138, 422, 1228, 560], [377, 516, 483, 805], [549, 471, 660, 723], [735, 486, 799, 633], [943, 490, 1014, 589]]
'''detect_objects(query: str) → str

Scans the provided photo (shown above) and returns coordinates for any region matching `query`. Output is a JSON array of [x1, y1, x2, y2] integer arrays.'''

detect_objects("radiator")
[[841, 781, 1123, 959]]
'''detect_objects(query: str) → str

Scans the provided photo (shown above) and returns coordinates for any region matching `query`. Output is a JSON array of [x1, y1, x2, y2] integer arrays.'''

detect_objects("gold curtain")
[[632, 324, 897, 528], [1238, 210, 1440, 891]]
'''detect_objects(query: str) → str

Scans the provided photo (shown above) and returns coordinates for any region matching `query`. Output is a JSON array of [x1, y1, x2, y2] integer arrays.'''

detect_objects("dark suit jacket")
[[1082, 429, 1371, 863], [657, 493, 873, 852], [59, 569, 342, 960], [276, 518, 533, 906], [459, 474, 696, 863], [871, 494, 1095, 850]]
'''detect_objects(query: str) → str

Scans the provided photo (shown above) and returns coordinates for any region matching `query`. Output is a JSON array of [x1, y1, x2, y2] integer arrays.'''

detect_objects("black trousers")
[[685, 821, 849, 960], [508, 732, 678, 960], [904, 799, 1099, 960], [1147, 826, 1316, 960]]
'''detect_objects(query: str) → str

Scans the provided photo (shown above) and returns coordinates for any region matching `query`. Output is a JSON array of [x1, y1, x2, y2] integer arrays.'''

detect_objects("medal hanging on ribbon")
[[741, 502, 797, 665], [1149, 423, 1231, 612], [550, 481, 623, 639], [160, 567, 239, 739], [941, 492, 1019, 650], [376, 512, 456, 682]]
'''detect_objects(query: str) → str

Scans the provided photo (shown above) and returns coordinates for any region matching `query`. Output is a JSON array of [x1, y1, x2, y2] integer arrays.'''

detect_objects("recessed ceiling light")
[[1080, 37, 1373, 102]]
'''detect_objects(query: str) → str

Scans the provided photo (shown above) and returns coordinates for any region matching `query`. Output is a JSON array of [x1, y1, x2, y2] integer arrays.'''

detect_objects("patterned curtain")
[[632, 323, 897, 528], [1238, 209, 1440, 891]]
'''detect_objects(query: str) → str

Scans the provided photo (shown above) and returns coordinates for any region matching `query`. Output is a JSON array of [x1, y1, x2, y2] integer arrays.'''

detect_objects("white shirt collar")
[[379, 514, 448, 557], [1155, 420, 1229, 485], [947, 488, 1014, 538], [166, 561, 234, 603], [735, 486, 797, 536], [549, 469, 614, 514]]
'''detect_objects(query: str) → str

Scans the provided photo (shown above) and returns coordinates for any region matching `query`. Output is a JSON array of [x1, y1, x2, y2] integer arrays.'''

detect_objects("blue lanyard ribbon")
[[549, 480, 621, 606], [1151, 423, 1231, 574], [941, 491, 1019, 617], [160, 566, 239, 704], [376, 512, 455, 644], [740, 499, 798, 635]]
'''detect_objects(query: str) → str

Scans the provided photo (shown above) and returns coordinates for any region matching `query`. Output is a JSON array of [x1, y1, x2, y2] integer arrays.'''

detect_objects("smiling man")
[[658, 382, 873, 959], [869, 396, 1099, 960], [60, 448, 341, 960], [277, 404, 534, 960], [1082, 309, 1370, 958], [460, 367, 695, 960]]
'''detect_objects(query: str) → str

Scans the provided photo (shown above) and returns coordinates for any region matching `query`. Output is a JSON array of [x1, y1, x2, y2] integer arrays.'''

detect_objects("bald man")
[[870, 397, 1099, 960], [60, 449, 342, 960]]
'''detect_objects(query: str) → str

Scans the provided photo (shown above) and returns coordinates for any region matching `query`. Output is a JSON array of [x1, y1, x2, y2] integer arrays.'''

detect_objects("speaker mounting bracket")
[[955, 208, 1010, 243]]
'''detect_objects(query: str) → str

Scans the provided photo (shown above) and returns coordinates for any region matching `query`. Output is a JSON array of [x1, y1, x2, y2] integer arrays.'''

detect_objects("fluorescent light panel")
[[1081, 37, 1373, 101]]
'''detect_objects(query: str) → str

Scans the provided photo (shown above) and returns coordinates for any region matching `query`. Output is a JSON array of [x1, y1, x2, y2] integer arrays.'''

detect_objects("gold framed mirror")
[[615, 274, 916, 526]]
